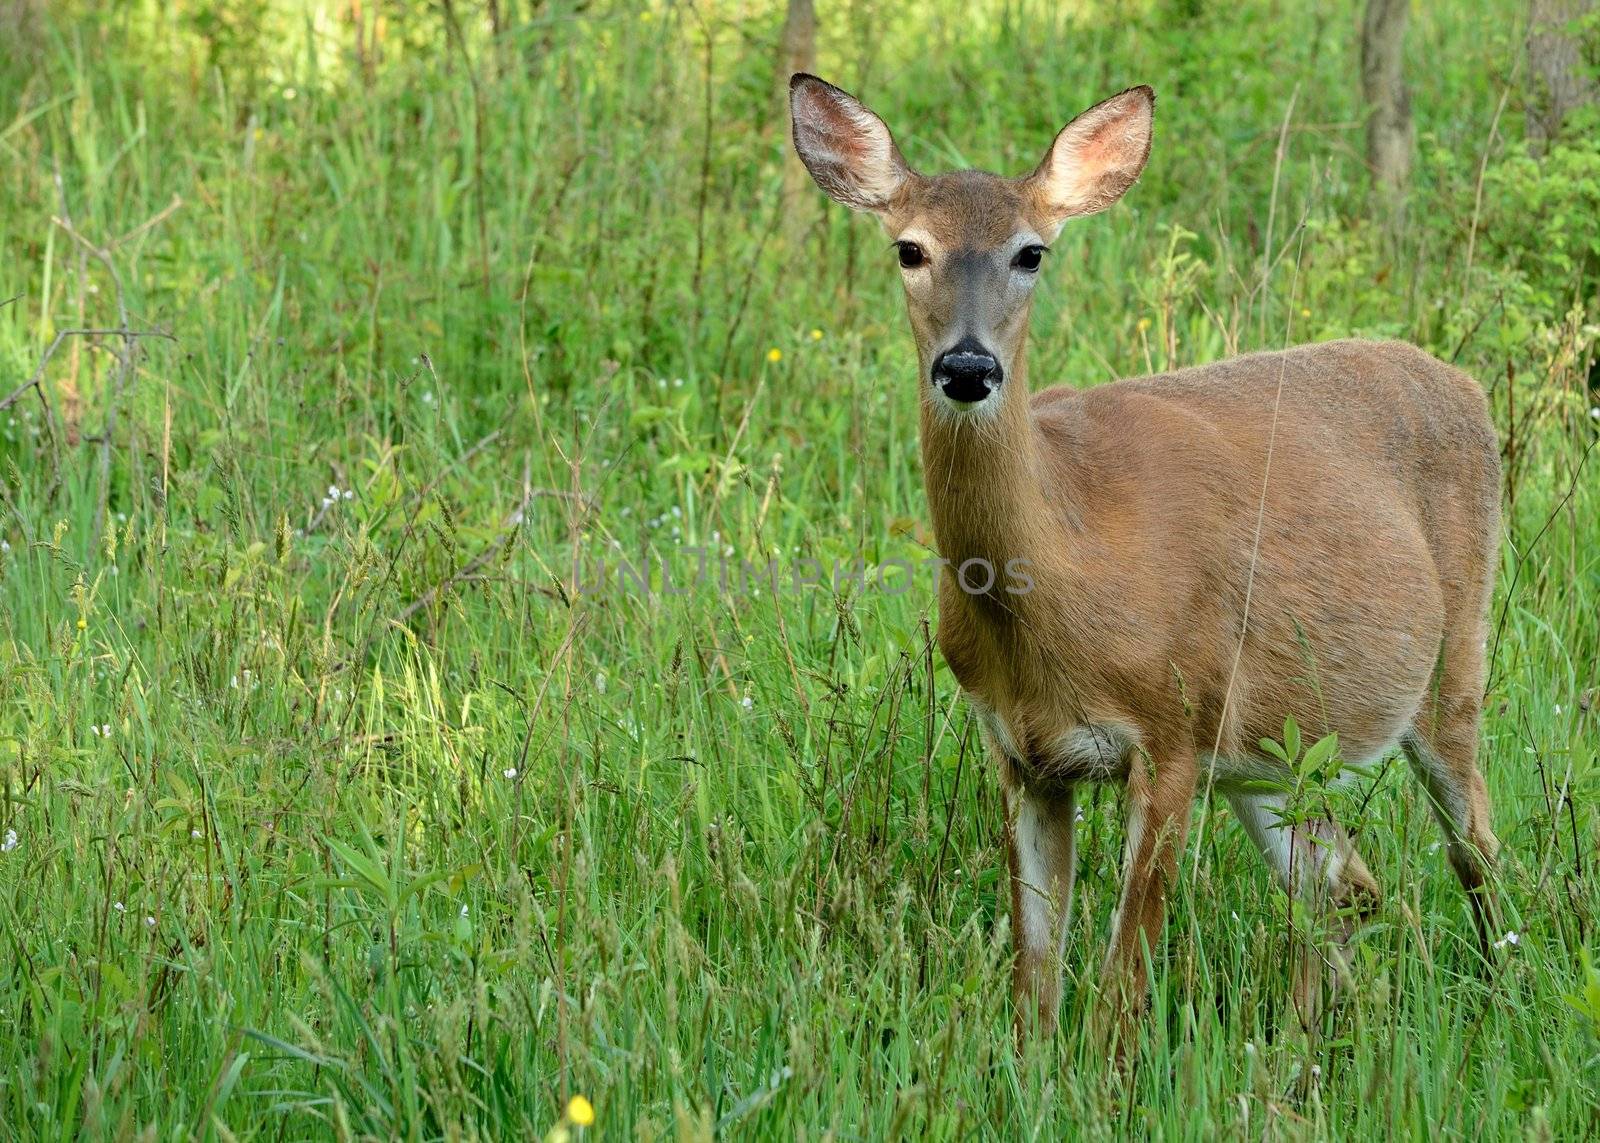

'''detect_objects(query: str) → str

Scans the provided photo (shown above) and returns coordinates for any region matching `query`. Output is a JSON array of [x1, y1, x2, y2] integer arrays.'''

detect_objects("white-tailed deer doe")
[[789, 75, 1502, 1048]]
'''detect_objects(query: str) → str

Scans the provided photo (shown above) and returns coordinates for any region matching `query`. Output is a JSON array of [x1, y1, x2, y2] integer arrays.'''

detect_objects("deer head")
[[789, 74, 1153, 414]]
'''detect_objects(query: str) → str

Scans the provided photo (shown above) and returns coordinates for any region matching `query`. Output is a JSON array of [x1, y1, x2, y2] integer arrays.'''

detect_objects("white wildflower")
[[503, 767, 517, 779], [1493, 930, 1520, 949], [741, 695, 754, 711], [145, 915, 156, 928], [595, 672, 607, 695], [1, 828, 16, 852], [322, 483, 354, 509], [113, 901, 126, 913]]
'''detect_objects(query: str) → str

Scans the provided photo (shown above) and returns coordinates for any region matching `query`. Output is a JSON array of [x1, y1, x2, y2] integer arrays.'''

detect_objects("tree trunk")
[[1527, 0, 1597, 150], [778, 0, 817, 250], [1361, 0, 1413, 206]]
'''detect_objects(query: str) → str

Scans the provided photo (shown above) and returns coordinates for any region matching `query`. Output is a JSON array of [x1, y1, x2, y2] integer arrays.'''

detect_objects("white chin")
[[940, 395, 992, 413]]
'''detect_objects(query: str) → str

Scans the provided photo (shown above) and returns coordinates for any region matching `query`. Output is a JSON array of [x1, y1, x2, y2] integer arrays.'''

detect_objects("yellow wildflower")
[[1300, 307, 1311, 318], [1136, 318, 1151, 333], [809, 328, 823, 340], [766, 347, 782, 364], [77, 618, 87, 630], [567, 1095, 595, 1127]]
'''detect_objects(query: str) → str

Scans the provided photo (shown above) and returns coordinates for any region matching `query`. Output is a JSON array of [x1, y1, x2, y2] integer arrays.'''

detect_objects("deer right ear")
[[789, 74, 912, 213], [1026, 85, 1154, 225]]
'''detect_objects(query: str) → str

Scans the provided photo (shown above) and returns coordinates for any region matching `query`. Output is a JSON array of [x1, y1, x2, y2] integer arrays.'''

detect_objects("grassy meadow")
[[1, 0, 1598, 1137]]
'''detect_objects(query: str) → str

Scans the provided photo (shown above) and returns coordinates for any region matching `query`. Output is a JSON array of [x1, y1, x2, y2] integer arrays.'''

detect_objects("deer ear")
[[1026, 86, 1154, 224], [789, 73, 912, 213]]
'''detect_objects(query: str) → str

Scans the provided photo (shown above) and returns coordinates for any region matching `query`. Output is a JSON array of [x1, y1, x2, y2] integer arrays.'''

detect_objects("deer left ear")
[[1026, 86, 1154, 225], [790, 73, 913, 213]]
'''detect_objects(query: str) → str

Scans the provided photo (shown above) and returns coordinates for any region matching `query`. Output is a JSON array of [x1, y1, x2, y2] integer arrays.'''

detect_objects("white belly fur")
[[971, 694, 1401, 791]]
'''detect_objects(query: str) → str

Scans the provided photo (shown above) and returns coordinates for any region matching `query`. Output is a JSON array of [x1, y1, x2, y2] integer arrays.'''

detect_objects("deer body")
[[789, 75, 1501, 1048], [938, 340, 1491, 782]]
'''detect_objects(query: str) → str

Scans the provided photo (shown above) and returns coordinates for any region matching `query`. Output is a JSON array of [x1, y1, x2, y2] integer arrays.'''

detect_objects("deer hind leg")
[[1098, 751, 1195, 1058], [1003, 763, 1077, 1043], [1402, 696, 1500, 957], [1226, 790, 1380, 1028], [1402, 509, 1501, 957]]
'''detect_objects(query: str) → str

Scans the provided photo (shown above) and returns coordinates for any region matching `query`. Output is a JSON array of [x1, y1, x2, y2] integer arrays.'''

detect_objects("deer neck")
[[918, 350, 1055, 577]]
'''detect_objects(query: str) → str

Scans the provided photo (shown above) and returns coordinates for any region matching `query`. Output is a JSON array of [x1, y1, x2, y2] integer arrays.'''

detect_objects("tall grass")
[[1, 0, 1596, 1137]]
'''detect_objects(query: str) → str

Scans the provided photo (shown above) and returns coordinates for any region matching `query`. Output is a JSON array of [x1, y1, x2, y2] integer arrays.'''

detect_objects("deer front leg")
[[1226, 790, 1381, 1031], [1098, 749, 1195, 1059], [1002, 758, 1077, 1044]]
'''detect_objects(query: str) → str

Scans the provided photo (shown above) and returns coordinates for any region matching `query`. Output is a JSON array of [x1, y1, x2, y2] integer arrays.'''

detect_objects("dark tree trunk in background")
[[1361, 0, 1413, 208], [778, 0, 817, 249], [1527, 0, 1597, 150]]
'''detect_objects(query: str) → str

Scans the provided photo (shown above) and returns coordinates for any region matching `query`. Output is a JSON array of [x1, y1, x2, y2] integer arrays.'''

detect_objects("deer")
[[788, 74, 1503, 1051]]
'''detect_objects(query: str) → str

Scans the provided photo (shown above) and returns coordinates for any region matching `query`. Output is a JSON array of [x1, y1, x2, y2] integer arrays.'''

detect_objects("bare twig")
[[689, 2, 715, 306], [715, 191, 785, 380], [391, 466, 585, 625], [1486, 431, 1597, 695], [439, 0, 491, 297], [1252, 85, 1299, 345], [51, 212, 146, 537], [1462, 85, 1512, 308], [518, 149, 587, 493], [1450, 289, 1505, 364], [2, 328, 175, 469], [112, 194, 183, 249]]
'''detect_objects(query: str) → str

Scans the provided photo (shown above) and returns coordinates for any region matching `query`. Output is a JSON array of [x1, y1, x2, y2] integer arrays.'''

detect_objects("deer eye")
[[1013, 245, 1047, 272], [895, 241, 926, 269]]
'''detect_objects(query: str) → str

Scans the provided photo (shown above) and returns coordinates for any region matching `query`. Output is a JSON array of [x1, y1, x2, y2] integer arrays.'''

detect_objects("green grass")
[[1, 0, 1597, 1137]]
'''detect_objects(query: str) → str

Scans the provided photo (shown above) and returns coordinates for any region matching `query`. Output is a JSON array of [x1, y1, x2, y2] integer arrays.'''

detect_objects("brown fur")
[[789, 74, 1502, 1050]]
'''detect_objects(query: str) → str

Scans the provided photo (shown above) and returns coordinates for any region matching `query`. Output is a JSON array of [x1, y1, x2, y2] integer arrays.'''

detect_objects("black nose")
[[932, 339, 1001, 403]]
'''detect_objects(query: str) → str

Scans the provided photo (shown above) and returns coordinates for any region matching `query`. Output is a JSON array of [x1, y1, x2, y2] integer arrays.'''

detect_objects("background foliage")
[[1, 0, 1597, 1137]]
